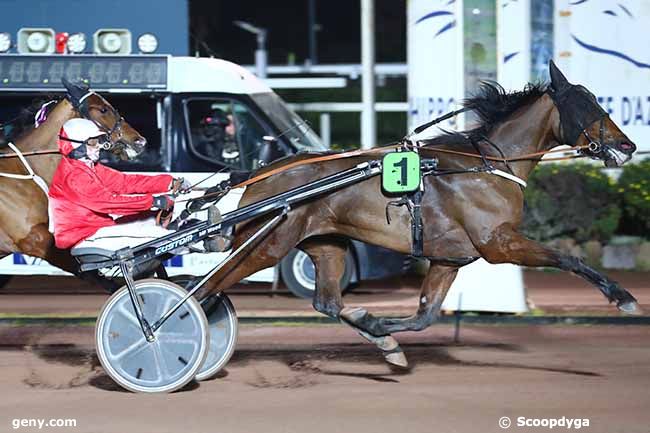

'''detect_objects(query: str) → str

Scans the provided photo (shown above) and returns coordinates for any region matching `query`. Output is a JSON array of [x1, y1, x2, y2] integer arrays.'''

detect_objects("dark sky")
[[189, 0, 406, 65]]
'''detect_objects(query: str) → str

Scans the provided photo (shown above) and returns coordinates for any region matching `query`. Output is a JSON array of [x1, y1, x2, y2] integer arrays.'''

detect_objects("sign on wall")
[[407, 0, 527, 313], [554, 0, 650, 152], [407, 0, 465, 135], [497, 0, 532, 90]]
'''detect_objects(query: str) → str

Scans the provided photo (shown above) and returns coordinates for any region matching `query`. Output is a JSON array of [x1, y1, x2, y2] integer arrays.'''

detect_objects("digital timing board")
[[0, 55, 168, 91]]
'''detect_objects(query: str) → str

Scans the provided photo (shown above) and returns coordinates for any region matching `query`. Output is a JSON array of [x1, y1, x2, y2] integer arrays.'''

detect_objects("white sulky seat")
[[70, 246, 116, 264]]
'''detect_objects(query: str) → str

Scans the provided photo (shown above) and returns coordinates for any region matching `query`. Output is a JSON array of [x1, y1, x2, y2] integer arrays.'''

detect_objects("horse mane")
[[423, 81, 547, 147]]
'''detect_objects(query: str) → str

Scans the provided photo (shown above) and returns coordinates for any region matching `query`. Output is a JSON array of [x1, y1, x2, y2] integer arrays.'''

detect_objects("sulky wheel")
[[95, 279, 209, 393], [195, 293, 239, 381]]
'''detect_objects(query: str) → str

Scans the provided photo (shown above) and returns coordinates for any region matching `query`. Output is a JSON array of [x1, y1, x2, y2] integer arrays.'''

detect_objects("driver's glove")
[[152, 195, 175, 210], [172, 177, 192, 193]]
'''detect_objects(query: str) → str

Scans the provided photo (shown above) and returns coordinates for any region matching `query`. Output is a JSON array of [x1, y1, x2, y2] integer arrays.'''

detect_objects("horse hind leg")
[[300, 237, 408, 369], [195, 216, 305, 299]]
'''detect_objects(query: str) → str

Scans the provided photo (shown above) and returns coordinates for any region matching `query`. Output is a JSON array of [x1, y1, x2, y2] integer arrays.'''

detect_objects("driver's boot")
[[203, 205, 233, 252]]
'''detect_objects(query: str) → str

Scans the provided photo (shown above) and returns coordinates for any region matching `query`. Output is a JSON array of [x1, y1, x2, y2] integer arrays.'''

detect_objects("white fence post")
[[361, 0, 376, 149], [319, 113, 331, 148]]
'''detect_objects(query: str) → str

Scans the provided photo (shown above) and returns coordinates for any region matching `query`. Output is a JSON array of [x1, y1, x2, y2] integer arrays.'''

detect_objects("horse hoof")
[[617, 300, 643, 315], [376, 335, 400, 352], [385, 351, 409, 368]]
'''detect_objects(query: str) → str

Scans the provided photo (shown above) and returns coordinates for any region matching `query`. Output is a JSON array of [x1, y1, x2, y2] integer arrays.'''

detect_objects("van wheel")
[[280, 249, 354, 299], [0, 275, 11, 290]]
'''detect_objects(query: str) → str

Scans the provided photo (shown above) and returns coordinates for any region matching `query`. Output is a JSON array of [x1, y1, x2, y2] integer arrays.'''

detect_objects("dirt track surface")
[[1, 323, 649, 433], [1, 270, 649, 317]]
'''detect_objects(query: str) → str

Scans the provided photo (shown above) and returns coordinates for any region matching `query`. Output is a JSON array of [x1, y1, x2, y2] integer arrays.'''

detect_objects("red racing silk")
[[48, 157, 173, 249]]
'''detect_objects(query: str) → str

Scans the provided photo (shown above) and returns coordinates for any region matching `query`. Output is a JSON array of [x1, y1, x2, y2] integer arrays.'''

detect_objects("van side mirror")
[[259, 135, 284, 165]]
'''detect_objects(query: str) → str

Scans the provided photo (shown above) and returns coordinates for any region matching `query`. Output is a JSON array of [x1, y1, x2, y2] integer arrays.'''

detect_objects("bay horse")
[[0, 79, 146, 288], [196, 61, 640, 367]]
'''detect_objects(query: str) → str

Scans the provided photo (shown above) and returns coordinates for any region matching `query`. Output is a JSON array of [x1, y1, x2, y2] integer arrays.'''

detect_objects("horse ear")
[[549, 60, 571, 91], [61, 77, 89, 105]]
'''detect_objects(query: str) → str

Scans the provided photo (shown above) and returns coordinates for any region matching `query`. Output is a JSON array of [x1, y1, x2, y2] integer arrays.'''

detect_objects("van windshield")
[[250, 92, 327, 152]]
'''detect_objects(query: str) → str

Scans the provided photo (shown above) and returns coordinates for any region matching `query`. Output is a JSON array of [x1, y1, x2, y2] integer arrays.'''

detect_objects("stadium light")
[[137, 33, 158, 54], [0, 32, 11, 53], [67, 33, 87, 54]]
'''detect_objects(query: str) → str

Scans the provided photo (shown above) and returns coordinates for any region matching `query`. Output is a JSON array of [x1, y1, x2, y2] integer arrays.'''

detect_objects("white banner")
[[407, 0, 527, 313], [497, 0, 531, 91], [407, 0, 465, 136], [555, 0, 650, 152]]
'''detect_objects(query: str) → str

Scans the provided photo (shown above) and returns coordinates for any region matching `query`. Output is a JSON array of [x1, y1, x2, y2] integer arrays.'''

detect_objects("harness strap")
[[0, 142, 53, 231], [489, 169, 527, 188], [411, 190, 424, 257]]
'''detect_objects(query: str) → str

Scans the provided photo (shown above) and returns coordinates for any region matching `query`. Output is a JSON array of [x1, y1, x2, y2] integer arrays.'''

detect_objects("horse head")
[[547, 60, 636, 167], [62, 78, 146, 160]]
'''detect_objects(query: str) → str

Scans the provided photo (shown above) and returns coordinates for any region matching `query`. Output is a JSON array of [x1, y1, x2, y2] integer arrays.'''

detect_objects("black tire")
[[0, 275, 11, 290], [280, 248, 354, 299]]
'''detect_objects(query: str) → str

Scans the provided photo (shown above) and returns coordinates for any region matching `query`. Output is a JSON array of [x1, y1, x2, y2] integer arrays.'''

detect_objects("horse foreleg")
[[378, 263, 459, 333], [476, 224, 641, 314], [301, 238, 408, 368]]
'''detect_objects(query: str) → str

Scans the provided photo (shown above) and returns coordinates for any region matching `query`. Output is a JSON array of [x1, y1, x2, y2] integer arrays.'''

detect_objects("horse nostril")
[[135, 137, 147, 147], [619, 142, 635, 152]]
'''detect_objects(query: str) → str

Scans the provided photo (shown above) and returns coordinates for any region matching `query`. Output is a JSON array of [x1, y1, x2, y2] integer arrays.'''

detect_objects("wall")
[[0, 0, 188, 55]]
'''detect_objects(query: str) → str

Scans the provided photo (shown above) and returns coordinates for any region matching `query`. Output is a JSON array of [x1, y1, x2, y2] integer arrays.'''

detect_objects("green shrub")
[[618, 159, 650, 238], [522, 163, 621, 242]]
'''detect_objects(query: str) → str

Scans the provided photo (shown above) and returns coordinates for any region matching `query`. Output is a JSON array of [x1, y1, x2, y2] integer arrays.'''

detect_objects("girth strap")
[[411, 190, 424, 257], [384, 188, 425, 257]]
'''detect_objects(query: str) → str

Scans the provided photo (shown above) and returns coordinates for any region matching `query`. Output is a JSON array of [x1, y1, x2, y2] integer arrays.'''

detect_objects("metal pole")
[[360, 0, 376, 150], [454, 292, 463, 344], [308, 0, 318, 65], [319, 113, 331, 147], [256, 31, 268, 78]]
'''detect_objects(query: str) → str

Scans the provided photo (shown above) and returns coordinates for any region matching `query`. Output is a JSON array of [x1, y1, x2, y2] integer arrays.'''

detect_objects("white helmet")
[[58, 118, 108, 156]]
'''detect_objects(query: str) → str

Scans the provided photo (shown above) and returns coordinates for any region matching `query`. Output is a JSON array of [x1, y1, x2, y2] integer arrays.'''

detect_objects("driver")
[[194, 108, 240, 164], [48, 118, 189, 251]]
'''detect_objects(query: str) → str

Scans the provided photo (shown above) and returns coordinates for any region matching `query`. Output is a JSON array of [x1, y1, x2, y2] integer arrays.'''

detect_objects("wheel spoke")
[[113, 338, 149, 361], [152, 341, 173, 381], [116, 302, 141, 327], [157, 333, 201, 348]]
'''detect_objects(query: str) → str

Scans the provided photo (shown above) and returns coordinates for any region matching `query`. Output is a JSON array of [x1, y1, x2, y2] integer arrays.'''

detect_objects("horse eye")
[[100, 107, 108, 114]]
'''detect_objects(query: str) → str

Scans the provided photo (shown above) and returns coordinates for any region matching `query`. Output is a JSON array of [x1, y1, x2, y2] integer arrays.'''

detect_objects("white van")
[[0, 54, 409, 297]]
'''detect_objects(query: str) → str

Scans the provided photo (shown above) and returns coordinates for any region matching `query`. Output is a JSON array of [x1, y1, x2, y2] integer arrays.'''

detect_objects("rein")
[[175, 144, 404, 204], [419, 143, 591, 163], [178, 137, 593, 206], [0, 148, 60, 159]]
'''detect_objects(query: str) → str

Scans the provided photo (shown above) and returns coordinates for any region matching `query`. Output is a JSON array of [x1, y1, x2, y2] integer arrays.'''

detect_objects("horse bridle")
[[70, 91, 125, 149], [547, 84, 610, 160]]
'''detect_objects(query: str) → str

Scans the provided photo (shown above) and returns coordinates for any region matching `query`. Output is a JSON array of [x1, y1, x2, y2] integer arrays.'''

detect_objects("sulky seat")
[[70, 246, 115, 264]]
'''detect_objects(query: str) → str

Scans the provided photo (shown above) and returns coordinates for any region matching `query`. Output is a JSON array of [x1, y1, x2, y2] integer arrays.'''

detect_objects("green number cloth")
[[382, 151, 421, 193]]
